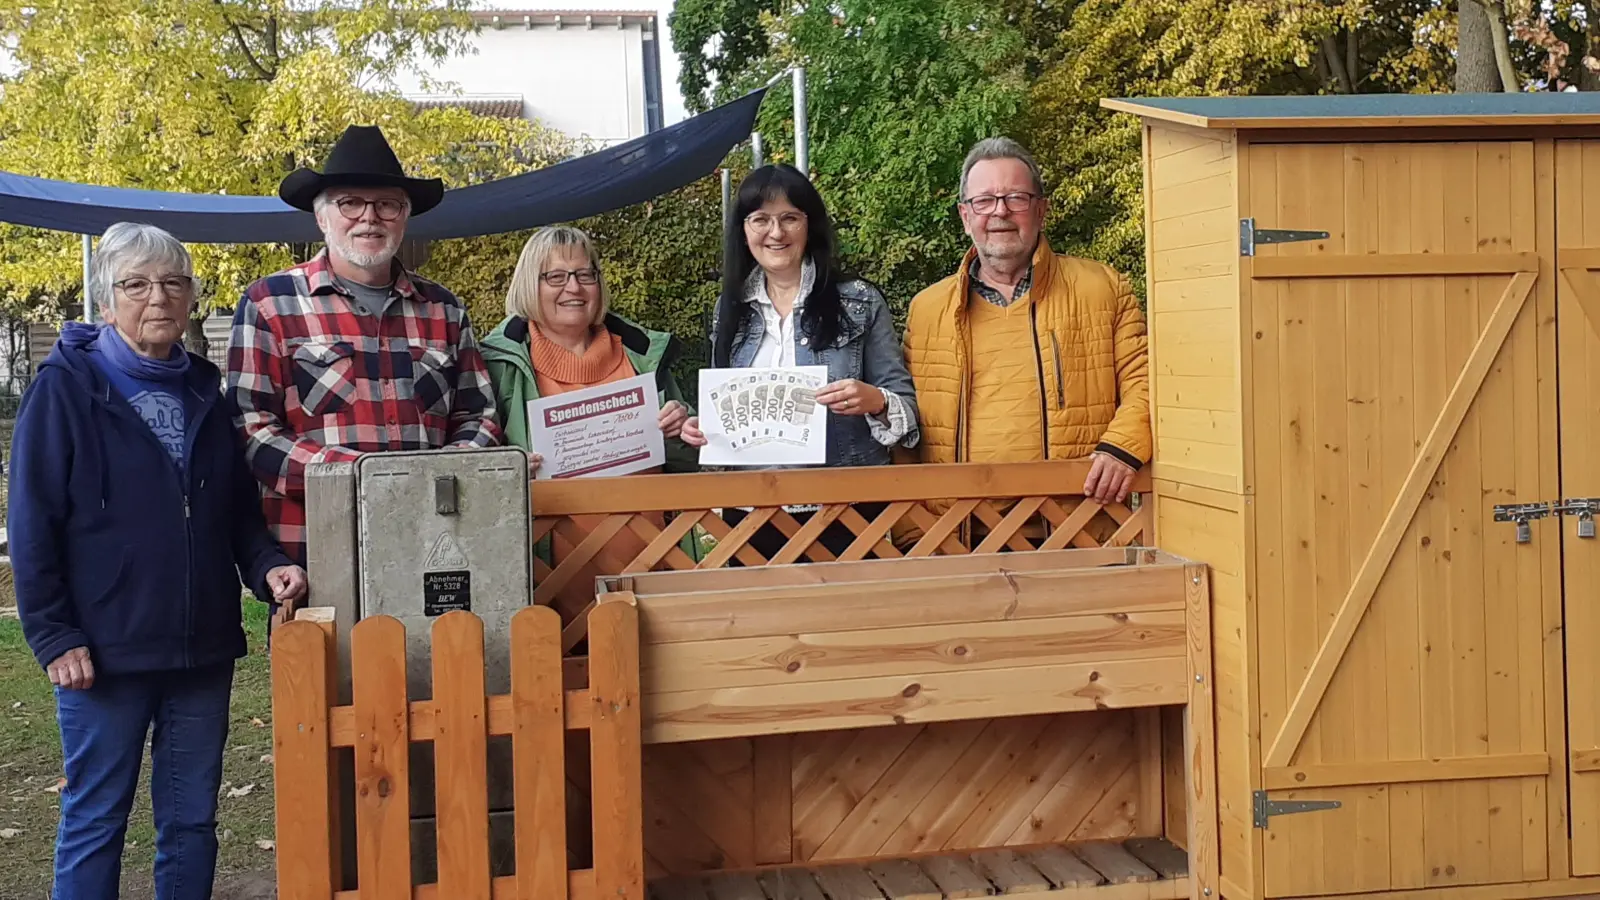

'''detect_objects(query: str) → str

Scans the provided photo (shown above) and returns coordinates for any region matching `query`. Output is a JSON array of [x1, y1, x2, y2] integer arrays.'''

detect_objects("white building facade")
[[394, 6, 667, 148]]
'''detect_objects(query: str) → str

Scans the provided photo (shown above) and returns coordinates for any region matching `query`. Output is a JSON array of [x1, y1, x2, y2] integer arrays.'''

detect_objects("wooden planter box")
[[598, 547, 1218, 899]]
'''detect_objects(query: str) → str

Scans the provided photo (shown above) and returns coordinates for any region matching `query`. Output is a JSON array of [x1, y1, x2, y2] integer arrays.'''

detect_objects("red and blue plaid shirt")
[[225, 250, 502, 565]]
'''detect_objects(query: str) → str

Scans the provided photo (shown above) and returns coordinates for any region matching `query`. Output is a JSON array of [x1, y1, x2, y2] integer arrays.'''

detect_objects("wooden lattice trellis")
[[532, 460, 1152, 651]]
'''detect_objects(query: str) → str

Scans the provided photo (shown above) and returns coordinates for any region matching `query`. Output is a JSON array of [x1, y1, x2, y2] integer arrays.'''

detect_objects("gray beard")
[[329, 233, 398, 270]]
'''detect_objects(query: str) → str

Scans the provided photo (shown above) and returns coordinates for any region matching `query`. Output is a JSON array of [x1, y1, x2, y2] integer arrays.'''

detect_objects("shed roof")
[[1100, 93, 1600, 130]]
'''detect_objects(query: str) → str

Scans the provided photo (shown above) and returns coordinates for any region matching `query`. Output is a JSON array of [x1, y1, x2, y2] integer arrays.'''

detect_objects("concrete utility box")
[[354, 447, 531, 698], [306, 447, 531, 886]]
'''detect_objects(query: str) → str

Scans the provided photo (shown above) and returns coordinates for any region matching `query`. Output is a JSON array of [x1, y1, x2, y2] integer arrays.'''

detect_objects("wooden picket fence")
[[270, 600, 643, 900]]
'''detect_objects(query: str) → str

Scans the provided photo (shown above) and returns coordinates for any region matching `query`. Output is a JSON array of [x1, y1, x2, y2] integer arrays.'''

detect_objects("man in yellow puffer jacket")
[[902, 136, 1151, 505]]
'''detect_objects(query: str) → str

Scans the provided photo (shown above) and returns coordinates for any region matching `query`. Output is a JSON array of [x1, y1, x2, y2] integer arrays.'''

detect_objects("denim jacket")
[[715, 277, 920, 467]]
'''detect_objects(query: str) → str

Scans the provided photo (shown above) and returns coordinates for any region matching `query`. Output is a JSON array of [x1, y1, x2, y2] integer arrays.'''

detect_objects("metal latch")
[[1554, 498, 1600, 538], [1240, 217, 1331, 256], [1253, 791, 1341, 829], [1493, 502, 1550, 543]]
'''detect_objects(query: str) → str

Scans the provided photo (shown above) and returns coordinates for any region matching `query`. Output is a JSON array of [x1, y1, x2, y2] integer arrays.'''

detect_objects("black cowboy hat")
[[278, 124, 445, 215]]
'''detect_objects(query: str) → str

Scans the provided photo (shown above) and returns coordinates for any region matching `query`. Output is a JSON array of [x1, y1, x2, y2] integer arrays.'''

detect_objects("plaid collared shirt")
[[225, 250, 501, 566], [968, 253, 1033, 307]]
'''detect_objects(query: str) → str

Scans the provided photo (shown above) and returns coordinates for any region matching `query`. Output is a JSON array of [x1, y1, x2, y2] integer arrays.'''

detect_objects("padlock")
[[1518, 520, 1532, 543], [1581, 514, 1595, 539]]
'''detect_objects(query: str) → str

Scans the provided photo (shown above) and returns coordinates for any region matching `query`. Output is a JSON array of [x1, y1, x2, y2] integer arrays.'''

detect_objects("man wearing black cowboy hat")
[[225, 124, 502, 603]]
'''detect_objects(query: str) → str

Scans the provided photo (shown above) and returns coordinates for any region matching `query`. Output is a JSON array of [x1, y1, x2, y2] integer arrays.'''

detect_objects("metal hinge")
[[1553, 498, 1600, 539], [1494, 501, 1551, 543], [1240, 217, 1330, 256], [1253, 791, 1341, 829]]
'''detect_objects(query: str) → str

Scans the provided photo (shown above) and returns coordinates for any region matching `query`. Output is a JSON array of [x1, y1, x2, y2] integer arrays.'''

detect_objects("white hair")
[[959, 136, 1046, 200], [90, 222, 194, 313]]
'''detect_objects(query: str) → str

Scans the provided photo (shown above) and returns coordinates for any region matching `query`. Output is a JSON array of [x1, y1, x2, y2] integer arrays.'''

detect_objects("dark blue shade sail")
[[0, 87, 767, 244]]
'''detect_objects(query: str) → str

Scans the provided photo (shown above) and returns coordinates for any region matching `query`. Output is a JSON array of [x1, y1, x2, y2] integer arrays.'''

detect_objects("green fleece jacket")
[[481, 313, 700, 474]]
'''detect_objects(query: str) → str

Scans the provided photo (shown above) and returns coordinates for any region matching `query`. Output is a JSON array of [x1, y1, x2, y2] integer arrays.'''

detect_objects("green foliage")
[[0, 0, 568, 321], [670, 0, 783, 115], [666, 0, 1030, 317]]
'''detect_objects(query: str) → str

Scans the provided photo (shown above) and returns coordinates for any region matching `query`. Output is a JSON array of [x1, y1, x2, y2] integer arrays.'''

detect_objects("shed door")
[[1557, 140, 1600, 877], [1246, 141, 1554, 897]]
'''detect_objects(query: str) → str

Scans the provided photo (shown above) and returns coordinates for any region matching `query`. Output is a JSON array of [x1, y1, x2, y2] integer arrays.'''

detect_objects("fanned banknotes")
[[697, 365, 829, 466]]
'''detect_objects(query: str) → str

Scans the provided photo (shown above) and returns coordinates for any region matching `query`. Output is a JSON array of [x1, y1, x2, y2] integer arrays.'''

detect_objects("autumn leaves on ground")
[[0, 597, 281, 899]]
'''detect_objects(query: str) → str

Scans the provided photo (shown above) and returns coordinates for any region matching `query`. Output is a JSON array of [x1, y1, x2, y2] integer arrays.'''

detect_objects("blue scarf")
[[94, 323, 191, 381], [92, 325, 194, 468]]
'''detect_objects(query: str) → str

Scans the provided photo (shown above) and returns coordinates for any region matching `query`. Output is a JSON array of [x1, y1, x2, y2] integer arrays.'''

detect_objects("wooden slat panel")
[[617, 546, 1141, 596], [640, 611, 1186, 693], [918, 855, 996, 899], [1020, 845, 1103, 889], [532, 459, 1147, 515], [1123, 837, 1189, 879], [863, 858, 943, 900], [643, 657, 1186, 743], [1073, 841, 1158, 884], [704, 871, 769, 900], [969, 848, 1053, 894], [271, 620, 335, 899], [757, 869, 829, 900], [350, 616, 412, 899], [635, 565, 1187, 644], [812, 720, 987, 860], [590, 600, 644, 899], [752, 735, 793, 865], [812, 865, 890, 900], [432, 612, 491, 897], [511, 607, 568, 900]]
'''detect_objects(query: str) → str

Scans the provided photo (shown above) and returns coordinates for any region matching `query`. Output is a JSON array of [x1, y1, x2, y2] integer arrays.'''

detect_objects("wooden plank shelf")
[[646, 837, 1191, 900]]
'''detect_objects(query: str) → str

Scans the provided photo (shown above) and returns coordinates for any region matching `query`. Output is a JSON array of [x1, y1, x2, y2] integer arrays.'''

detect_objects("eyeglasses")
[[113, 275, 197, 301], [961, 192, 1041, 215], [541, 268, 600, 287], [332, 196, 408, 221], [744, 211, 807, 233]]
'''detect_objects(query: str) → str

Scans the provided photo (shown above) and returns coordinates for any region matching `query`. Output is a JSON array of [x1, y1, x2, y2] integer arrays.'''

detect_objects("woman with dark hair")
[[682, 164, 919, 556]]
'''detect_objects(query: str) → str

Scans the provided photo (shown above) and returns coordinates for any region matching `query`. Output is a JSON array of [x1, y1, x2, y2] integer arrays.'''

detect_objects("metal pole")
[[721, 167, 732, 230], [792, 67, 809, 175], [81, 234, 93, 322], [752, 132, 764, 169]]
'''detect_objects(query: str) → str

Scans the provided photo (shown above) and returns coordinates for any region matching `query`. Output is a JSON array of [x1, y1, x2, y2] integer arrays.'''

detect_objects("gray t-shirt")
[[336, 275, 393, 316]]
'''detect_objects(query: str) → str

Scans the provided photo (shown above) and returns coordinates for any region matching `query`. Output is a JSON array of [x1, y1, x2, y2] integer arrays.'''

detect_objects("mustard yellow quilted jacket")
[[900, 238, 1152, 467]]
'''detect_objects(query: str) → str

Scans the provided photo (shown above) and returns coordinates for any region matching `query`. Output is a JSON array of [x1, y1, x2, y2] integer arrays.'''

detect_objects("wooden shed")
[[1102, 93, 1600, 900]]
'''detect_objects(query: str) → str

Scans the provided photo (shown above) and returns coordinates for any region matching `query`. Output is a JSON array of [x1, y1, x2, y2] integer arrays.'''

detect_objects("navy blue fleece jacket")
[[9, 322, 291, 674]]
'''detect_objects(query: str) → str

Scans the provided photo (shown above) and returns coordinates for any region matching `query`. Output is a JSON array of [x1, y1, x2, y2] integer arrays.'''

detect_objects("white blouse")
[[743, 261, 914, 447]]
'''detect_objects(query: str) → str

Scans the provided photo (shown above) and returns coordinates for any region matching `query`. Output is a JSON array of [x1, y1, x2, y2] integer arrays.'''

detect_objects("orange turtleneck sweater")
[[528, 323, 637, 397]]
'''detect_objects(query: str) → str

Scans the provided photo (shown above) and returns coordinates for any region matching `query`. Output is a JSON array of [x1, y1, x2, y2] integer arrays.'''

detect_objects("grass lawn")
[[0, 597, 279, 899]]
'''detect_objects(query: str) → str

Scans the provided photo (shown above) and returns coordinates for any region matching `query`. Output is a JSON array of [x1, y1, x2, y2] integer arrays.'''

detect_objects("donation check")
[[696, 365, 829, 466], [528, 373, 664, 479]]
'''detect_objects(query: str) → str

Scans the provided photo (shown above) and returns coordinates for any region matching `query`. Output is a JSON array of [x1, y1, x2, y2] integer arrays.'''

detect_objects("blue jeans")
[[52, 660, 234, 900]]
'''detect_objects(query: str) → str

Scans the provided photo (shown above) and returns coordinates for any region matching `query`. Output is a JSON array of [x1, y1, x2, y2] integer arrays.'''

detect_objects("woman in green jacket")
[[481, 225, 698, 474], [482, 225, 701, 561]]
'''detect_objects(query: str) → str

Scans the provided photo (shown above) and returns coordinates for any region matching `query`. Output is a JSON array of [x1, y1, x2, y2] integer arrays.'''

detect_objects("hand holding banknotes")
[[815, 379, 886, 417]]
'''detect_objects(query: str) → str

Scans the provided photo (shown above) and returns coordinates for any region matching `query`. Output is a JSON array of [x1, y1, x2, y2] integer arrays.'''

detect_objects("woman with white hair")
[[9, 222, 306, 898]]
